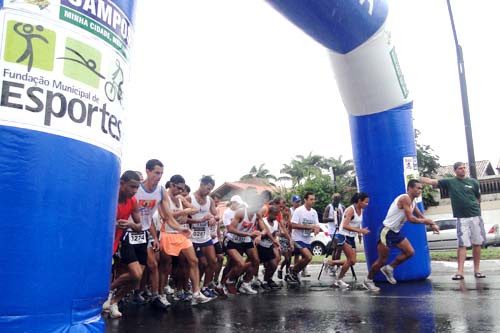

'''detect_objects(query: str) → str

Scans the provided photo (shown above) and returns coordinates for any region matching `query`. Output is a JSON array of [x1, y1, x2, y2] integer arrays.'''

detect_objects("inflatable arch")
[[0, 0, 429, 331]]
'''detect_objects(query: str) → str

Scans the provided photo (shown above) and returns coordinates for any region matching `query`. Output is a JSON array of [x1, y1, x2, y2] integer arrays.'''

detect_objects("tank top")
[[259, 217, 279, 248], [163, 193, 185, 233], [190, 193, 212, 243], [383, 194, 416, 232], [226, 208, 257, 244], [114, 197, 136, 254], [339, 205, 362, 238], [135, 182, 163, 231]]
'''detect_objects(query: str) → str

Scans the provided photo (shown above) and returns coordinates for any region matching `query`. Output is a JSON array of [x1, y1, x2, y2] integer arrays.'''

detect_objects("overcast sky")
[[121, 0, 500, 188]]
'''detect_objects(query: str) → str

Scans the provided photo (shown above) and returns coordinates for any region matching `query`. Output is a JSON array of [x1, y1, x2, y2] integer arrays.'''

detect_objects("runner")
[[277, 199, 296, 279], [363, 180, 440, 291], [324, 192, 370, 289], [288, 191, 321, 284], [103, 171, 143, 318], [160, 175, 213, 305], [223, 195, 266, 295], [256, 205, 288, 290], [210, 193, 225, 295], [323, 193, 345, 239], [187, 176, 219, 299], [220, 195, 245, 293]]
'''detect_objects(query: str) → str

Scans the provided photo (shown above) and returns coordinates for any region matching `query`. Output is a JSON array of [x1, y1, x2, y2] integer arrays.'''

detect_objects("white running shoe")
[[239, 282, 258, 295], [164, 285, 175, 295], [362, 278, 381, 292], [102, 291, 113, 313], [333, 279, 351, 289], [381, 265, 397, 284], [192, 291, 212, 305], [109, 303, 122, 319]]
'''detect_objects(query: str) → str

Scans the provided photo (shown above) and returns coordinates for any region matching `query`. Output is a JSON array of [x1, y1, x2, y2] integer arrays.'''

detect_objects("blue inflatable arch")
[[0, 0, 429, 331]]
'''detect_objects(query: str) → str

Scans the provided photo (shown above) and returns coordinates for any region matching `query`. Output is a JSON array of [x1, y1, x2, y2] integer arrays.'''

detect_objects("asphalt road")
[[105, 260, 500, 332]]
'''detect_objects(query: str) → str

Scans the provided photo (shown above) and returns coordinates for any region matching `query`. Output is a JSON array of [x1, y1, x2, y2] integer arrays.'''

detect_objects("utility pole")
[[447, 0, 477, 179]]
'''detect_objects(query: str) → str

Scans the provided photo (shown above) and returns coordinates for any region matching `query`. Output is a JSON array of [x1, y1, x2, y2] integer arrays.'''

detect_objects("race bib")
[[129, 232, 147, 245], [302, 219, 314, 237], [192, 226, 206, 240], [233, 235, 247, 243]]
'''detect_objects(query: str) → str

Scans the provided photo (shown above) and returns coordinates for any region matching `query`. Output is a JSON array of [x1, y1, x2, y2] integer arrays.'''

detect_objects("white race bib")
[[128, 232, 147, 245]]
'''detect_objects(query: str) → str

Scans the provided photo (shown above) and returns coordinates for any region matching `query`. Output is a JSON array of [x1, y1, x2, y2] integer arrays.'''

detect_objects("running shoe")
[[102, 291, 113, 313], [130, 291, 148, 305], [277, 269, 283, 280], [261, 282, 271, 291], [201, 287, 218, 299], [173, 290, 185, 301], [290, 271, 301, 283], [191, 291, 212, 305], [381, 265, 397, 284], [164, 285, 175, 295], [267, 279, 282, 290], [214, 283, 227, 298], [333, 279, 351, 289], [362, 278, 381, 292], [109, 303, 122, 319], [184, 291, 193, 302], [152, 295, 170, 309], [238, 281, 258, 295], [225, 281, 238, 295]]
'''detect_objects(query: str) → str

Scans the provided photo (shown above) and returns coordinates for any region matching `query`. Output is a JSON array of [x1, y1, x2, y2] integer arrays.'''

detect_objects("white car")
[[426, 218, 500, 250], [310, 224, 332, 256]]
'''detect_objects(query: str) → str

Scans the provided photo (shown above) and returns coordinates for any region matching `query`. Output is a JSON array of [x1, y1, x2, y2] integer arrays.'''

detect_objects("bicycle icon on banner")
[[105, 59, 124, 104]]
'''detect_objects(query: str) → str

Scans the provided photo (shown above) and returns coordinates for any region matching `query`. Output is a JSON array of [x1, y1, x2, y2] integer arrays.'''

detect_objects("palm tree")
[[240, 163, 277, 185]]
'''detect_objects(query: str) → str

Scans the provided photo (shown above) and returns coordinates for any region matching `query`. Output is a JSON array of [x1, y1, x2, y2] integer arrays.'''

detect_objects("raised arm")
[[419, 176, 439, 187]]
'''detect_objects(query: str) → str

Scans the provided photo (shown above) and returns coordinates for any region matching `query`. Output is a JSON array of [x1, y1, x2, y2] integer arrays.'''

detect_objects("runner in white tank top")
[[223, 197, 267, 295], [186, 176, 219, 298], [363, 180, 439, 292], [324, 193, 370, 289]]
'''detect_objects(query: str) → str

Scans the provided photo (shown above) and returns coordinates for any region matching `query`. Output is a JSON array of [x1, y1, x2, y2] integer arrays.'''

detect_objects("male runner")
[[363, 179, 440, 291]]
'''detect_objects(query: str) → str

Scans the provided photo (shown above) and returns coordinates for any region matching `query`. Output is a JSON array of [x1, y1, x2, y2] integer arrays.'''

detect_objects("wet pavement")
[[105, 261, 500, 332]]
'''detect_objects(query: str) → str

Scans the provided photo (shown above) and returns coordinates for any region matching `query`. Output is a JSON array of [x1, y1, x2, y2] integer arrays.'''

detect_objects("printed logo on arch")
[[4, 20, 56, 72]]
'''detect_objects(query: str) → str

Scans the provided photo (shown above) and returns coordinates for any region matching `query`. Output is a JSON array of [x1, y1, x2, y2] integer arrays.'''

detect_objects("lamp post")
[[446, 0, 477, 179]]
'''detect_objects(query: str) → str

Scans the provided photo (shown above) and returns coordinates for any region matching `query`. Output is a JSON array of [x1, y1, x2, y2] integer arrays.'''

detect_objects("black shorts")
[[257, 245, 276, 262], [213, 241, 224, 255], [226, 240, 254, 255], [120, 232, 148, 266]]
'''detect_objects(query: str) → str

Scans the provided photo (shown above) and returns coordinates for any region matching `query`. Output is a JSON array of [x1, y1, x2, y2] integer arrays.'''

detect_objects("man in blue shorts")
[[363, 180, 439, 291]]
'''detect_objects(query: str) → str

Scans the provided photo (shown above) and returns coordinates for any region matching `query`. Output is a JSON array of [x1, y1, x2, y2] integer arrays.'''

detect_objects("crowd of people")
[[102, 159, 488, 319]]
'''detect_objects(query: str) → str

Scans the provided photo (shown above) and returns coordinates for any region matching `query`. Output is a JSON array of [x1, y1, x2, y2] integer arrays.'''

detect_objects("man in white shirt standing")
[[288, 191, 320, 283]]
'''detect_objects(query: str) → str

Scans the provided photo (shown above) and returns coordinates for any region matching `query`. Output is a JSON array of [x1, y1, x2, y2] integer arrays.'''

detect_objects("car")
[[426, 218, 500, 250], [310, 224, 331, 256]]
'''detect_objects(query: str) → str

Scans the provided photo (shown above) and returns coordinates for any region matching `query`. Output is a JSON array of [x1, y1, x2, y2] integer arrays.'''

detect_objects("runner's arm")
[[323, 205, 333, 223], [226, 209, 260, 238]]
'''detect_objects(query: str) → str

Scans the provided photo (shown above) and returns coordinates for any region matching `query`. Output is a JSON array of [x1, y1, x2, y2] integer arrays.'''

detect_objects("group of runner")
[[103, 159, 441, 319]]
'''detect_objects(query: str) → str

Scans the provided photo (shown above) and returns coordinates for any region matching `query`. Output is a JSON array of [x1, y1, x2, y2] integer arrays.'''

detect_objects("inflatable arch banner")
[[266, 0, 431, 282], [0, 0, 136, 332]]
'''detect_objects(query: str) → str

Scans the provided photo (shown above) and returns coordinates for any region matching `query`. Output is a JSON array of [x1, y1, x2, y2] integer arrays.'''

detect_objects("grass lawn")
[[310, 246, 500, 264]]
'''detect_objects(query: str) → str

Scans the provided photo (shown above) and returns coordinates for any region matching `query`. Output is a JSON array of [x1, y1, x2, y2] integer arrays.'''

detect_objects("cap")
[[230, 195, 244, 205], [291, 195, 301, 203]]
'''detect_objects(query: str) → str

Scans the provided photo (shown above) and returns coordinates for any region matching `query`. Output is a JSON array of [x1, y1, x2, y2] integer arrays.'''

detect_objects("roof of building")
[[211, 181, 277, 200]]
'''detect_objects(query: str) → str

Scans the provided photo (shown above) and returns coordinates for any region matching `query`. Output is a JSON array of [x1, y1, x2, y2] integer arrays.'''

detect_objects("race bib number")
[[233, 235, 246, 243], [302, 219, 314, 237], [129, 232, 147, 245], [192, 226, 206, 240]]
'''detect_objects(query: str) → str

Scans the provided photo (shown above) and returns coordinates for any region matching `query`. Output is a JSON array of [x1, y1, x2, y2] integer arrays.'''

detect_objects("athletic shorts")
[[379, 226, 405, 248], [226, 240, 254, 255], [193, 239, 214, 258], [257, 245, 276, 262], [293, 241, 312, 254], [160, 232, 193, 256], [334, 234, 356, 249], [279, 237, 291, 254], [457, 216, 486, 247], [120, 231, 148, 266], [213, 241, 224, 255]]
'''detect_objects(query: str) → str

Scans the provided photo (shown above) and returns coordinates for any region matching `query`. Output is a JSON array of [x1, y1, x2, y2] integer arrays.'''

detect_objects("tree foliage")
[[240, 163, 277, 185], [415, 129, 441, 209]]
